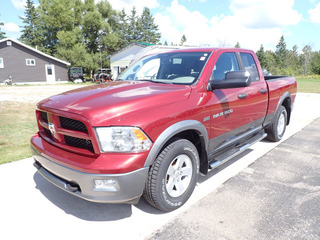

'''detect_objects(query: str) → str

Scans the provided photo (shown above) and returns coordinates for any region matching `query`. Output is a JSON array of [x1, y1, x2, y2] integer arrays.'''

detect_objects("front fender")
[[144, 120, 209, 167]]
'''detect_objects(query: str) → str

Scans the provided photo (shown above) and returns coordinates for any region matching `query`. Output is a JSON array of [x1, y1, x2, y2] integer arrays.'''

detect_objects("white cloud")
[[309, 3, 320, 23], [108, 0, 159, 14], [154, 0, 302, 51], [155, 0, 212, 46], [11, 0, 26, 10], [230, 0, 302, 28], [3, 22, 20, 33], [2, 22, 20, 40]]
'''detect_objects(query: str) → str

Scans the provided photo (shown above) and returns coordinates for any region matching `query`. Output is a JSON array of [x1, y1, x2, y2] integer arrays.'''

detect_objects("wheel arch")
[[144, 120, 209, 174], [281, 94, 292, 125], [265, 91, 293, 128]]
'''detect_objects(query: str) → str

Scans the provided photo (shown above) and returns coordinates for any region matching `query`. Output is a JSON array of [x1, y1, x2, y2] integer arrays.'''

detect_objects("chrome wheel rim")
[[165, 154, 193, 198], [277, 111, 285, 136]]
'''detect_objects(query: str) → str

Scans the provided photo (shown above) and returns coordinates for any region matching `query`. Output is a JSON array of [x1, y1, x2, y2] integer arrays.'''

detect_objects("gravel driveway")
[[0, 84, 87, 103]]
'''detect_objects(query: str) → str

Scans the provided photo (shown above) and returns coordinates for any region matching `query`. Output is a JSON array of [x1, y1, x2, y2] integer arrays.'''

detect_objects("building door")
[[45, 64, 56, 83]]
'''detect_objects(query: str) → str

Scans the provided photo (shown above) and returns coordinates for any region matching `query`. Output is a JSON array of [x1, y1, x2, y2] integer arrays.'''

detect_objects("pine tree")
[[138, 7, 161, 44], [180, 35, 187, 46], [19, 0, 44, 49], [117, 9, 129, 47], [38, 0, 75, 54], [235, 42, 241, 48], [275, 36, 288, 69], [127, 6, 139, 43], [0, 18, 6, 39], [256, 45, 267, 69], [0, 13, 6, 40]]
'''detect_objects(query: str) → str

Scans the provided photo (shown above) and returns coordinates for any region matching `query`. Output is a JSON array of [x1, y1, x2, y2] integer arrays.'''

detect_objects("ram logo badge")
[[48, 123, 56, 135]]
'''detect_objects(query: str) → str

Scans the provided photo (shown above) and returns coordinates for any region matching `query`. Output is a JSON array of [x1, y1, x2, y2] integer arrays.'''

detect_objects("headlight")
[[95, 127, 152, 153]]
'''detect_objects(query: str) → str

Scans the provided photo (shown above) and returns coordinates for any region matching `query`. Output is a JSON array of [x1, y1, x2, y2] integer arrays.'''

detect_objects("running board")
[[209, 131, 267, 170]]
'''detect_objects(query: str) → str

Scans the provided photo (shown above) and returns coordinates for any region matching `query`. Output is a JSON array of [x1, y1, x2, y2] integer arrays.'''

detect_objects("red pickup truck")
[[31, 48, 297, 212]]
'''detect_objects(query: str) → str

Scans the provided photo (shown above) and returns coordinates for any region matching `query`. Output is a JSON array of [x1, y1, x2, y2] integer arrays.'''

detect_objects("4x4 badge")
[[49, 123, 56, 135]]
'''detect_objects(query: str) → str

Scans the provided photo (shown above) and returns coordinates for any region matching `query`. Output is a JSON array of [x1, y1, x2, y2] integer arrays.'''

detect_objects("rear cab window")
[[240, 53, 260, 82]]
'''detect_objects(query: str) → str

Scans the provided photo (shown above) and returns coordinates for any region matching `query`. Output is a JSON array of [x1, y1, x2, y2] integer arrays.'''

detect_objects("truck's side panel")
[[264, 76, 297, 126]]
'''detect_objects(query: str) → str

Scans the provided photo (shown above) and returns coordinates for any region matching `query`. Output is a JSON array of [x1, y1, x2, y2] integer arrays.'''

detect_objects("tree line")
[[254, 36, 320, 76], [1, 0, 320, 76], [3, 0, 161, 73]]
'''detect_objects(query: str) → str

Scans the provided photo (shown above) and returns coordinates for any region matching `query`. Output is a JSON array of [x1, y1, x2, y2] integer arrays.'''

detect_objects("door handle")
[[238, 93, 248, 99], [260, 88, 267, 94]]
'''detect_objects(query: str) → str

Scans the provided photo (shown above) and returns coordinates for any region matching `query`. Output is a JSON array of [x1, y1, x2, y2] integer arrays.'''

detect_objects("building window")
[[7, 41, 12, 46], [26, 59, 36, 66], [0, 58, 3, 68]]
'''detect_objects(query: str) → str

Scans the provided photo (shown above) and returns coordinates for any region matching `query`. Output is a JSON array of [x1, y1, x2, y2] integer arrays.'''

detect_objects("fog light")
[[94, 179, 120, 192]]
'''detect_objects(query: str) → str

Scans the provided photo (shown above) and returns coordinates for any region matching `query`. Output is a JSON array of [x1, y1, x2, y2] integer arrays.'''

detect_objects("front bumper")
[[32, 147, 149, 204]]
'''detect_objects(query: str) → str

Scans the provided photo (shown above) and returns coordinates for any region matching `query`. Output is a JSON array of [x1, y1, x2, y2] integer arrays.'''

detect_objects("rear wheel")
[[143, 139, 199, 212], [266, 105, 287, 142]]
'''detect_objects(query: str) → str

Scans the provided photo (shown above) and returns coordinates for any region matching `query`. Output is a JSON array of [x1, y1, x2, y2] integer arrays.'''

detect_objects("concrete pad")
[[0, 93, 319, 240], [149, 116, 320, 240]]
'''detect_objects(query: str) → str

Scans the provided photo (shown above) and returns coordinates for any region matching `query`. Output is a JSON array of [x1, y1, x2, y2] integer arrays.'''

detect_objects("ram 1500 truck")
[[31, 48, 297, 212]]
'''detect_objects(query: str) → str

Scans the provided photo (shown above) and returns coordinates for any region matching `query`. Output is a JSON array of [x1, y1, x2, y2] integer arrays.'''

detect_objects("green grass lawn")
[[0, 101, 37, 164], [296, 76, 320, 93], [1, 77, 320, 165]]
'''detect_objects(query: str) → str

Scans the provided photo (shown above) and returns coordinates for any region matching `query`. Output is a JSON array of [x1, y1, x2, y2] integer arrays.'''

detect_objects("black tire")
[[143, 139, 199, 212], [266, 105, 287, 142]]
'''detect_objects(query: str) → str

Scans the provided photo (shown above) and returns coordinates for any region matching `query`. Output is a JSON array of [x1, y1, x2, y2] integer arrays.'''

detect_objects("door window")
[[47, 66, 52, 75], [212, 53, 239, 81]]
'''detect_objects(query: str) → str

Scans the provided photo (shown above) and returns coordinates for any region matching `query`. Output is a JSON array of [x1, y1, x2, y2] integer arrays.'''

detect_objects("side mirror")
[[207, 70, 251, 91]]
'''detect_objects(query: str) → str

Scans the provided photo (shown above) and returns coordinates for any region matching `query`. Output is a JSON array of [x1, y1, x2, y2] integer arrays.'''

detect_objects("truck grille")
[[41, 111, 48, 123], [59, 116, 88, 133], [64, 135, 94, 152], [38, 111, 95, 155]]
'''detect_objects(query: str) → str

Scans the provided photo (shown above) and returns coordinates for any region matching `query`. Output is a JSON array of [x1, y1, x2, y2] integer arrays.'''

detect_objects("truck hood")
[[38, 81, 192, 126]]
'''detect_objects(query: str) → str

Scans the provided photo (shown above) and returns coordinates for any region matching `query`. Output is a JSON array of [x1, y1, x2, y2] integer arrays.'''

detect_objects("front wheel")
[[266, 105, 287, 142], [143, 139, 199, 212]]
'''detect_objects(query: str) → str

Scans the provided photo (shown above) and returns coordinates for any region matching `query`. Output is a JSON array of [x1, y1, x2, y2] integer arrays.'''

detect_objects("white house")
[[109, 42, 183, 79]]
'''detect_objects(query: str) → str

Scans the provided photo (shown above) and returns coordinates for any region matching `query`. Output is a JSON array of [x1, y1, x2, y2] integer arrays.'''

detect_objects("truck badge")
[[49, 123, 56, 135]]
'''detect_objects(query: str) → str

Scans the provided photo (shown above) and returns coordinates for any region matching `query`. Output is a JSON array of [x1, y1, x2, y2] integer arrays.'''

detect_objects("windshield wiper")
[[137, 79, 173, 84]]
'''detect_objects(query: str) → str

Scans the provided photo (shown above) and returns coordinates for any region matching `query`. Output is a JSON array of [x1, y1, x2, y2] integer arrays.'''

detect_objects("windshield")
[[70, 68, 83, 74], [118, 51, 211, 85]]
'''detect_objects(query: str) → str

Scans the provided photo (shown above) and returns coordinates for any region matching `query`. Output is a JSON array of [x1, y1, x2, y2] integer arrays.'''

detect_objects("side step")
[[209, 131, 267, 170]]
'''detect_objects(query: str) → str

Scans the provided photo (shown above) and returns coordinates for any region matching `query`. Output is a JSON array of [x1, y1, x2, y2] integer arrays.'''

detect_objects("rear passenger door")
[[239, 52, 269, 129], [207, 51, 268, 153]]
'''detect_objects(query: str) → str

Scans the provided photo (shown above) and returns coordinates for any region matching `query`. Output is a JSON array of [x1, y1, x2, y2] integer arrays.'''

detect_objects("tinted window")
[[240, 53, 259, 81], [119, 52, 210, 85], [212, 52, 239, 81]]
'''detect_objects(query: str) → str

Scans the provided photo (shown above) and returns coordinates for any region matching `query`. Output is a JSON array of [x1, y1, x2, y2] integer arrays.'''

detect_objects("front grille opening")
[[41, 111, 48, 123], [59, 116, 88, 133], [43, 128, 53, 139], [64, 135, 94, 152]]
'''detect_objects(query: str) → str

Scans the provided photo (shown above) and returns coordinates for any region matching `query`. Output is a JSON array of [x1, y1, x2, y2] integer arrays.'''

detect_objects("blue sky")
[[1, 0, 320, 52]]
